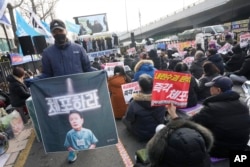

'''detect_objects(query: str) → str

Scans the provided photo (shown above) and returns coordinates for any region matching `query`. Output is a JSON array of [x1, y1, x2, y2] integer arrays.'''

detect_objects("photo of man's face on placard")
[[75, 13, 109, 35], [30, 71, 118, 153]]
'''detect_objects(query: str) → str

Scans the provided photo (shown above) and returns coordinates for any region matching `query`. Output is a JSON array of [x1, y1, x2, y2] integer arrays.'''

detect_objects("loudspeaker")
[[113, 36, 118, 45], [18, 36, 36, 55], [33, 36, 47, 54], [131, 32, 135, 44]]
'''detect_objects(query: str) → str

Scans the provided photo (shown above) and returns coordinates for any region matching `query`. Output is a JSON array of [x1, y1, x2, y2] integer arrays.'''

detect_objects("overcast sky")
[[55, 0, 200, 33]]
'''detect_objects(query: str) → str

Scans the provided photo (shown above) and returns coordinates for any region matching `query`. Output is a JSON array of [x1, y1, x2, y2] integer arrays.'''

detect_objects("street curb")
[[13, 129, 35, 167]]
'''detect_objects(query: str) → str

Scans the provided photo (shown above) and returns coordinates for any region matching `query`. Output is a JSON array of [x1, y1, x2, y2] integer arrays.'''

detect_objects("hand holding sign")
[[166, 103, 178, 119]]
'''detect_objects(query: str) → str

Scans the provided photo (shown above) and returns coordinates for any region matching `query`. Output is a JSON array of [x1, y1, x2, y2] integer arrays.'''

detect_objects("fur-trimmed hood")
[[134, 59, 154, 72], [133, 92, 151, 101], [146, 119, 214, 167], [132, 92, 152, 109]]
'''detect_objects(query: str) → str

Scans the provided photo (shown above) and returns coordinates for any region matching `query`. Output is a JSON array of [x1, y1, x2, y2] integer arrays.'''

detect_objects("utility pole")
[[139, 9, 142, 41], [125, 0, 128, 32]]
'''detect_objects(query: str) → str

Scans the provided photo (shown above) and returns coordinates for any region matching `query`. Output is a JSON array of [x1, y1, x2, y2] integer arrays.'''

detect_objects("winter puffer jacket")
[[42, 41, 93, 77], [122, 92, 166, 141], [191, 91, 250, 158], [133, 60, 156, 81]]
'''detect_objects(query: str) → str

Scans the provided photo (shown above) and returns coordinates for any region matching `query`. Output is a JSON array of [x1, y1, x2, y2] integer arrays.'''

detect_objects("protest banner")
[[121, 82, 140, 104], [30, 71, 118, 153], [104, 62, 124, 77], [151, 70, 191, 108], [239, 32, 250, 48]]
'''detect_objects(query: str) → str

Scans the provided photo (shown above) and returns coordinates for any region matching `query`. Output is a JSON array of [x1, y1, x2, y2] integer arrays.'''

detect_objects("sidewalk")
[[1, 123, 35, 167]]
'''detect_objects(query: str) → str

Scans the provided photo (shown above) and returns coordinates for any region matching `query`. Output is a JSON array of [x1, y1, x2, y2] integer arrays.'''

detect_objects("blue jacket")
[[133, 59, 156, 81], [42, 41, 93, 77]]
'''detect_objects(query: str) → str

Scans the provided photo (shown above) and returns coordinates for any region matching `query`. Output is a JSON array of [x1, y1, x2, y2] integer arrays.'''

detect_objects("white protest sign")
[[218, 43, 233, 54], [104, 62, 124, 77], [240, 32, 250, 48], [127, 47, 136, 55], [124, 65, 131, 72], [121, 82, 140, 104], [145, 44, 155, 52], [182, 56, 194, 68]]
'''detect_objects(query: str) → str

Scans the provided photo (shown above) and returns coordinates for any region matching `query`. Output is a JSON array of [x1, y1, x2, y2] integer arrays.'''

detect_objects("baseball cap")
[[50, 19, 66, 32], [205, 76, 233, 92]]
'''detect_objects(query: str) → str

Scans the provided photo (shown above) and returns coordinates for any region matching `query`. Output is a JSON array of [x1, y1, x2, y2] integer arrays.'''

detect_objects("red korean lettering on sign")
[[151, 71, 191, 108]]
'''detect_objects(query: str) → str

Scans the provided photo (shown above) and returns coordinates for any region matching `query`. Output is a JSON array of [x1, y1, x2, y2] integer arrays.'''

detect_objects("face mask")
[[54, 34, 66, 45]]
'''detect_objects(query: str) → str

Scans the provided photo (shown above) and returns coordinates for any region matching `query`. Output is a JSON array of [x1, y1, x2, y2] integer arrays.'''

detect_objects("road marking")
[[14, 129, 35, 167], [116, 138, 134, 167]]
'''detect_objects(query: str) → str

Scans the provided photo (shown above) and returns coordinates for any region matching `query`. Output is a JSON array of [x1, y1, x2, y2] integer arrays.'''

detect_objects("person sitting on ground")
[[131, 53, 141, 72], [122, 74, 166, 141], [196, 43, 205, 53], [198, 61, 221, 101], [167, 76, 250, 159], [174, 62, 199, 108], [229, 53, 250, 84], [159, 49, 169, 70], [148, 49, 161, 70], [133, 59, 156, 81], [146, 119, 214, 167], [124, 54, 134, 70], [190, 51, 207, 79], [91, 57, 102, 70], [108, 65, 132, 119], [224, 44, 245, 72], [167, 51, 183, 71], [7, 66, 30, 124], [206, 48, 224, 75]]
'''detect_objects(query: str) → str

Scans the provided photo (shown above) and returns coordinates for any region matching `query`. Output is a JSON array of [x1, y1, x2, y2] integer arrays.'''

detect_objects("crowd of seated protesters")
[[79, 38, 250, 167]]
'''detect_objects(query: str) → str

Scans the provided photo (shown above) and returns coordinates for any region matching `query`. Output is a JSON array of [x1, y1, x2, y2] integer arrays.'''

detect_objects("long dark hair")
[[203, 61, 220, 76], [113, 65, 131, 83], [174, 62, 189, 72]]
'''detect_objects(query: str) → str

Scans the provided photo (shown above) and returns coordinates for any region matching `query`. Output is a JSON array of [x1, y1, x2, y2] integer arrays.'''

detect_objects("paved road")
[[22, 85, 246, 167], [24, 120, 146, 167]]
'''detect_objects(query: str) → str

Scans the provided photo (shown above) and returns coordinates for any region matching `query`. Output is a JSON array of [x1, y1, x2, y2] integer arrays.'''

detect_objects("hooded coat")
[[7, 75, 30, 107], [207, 54, 224, 75], [122, 92, 166, 141], [231, 55, 250, 79], [190, 57, 207, 79], [147, 119, 214, 167], [191, 91, 250, 158], [108, 74, 128, 119], [133, 60, 156, 81], [224, 53, 245, 72]]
